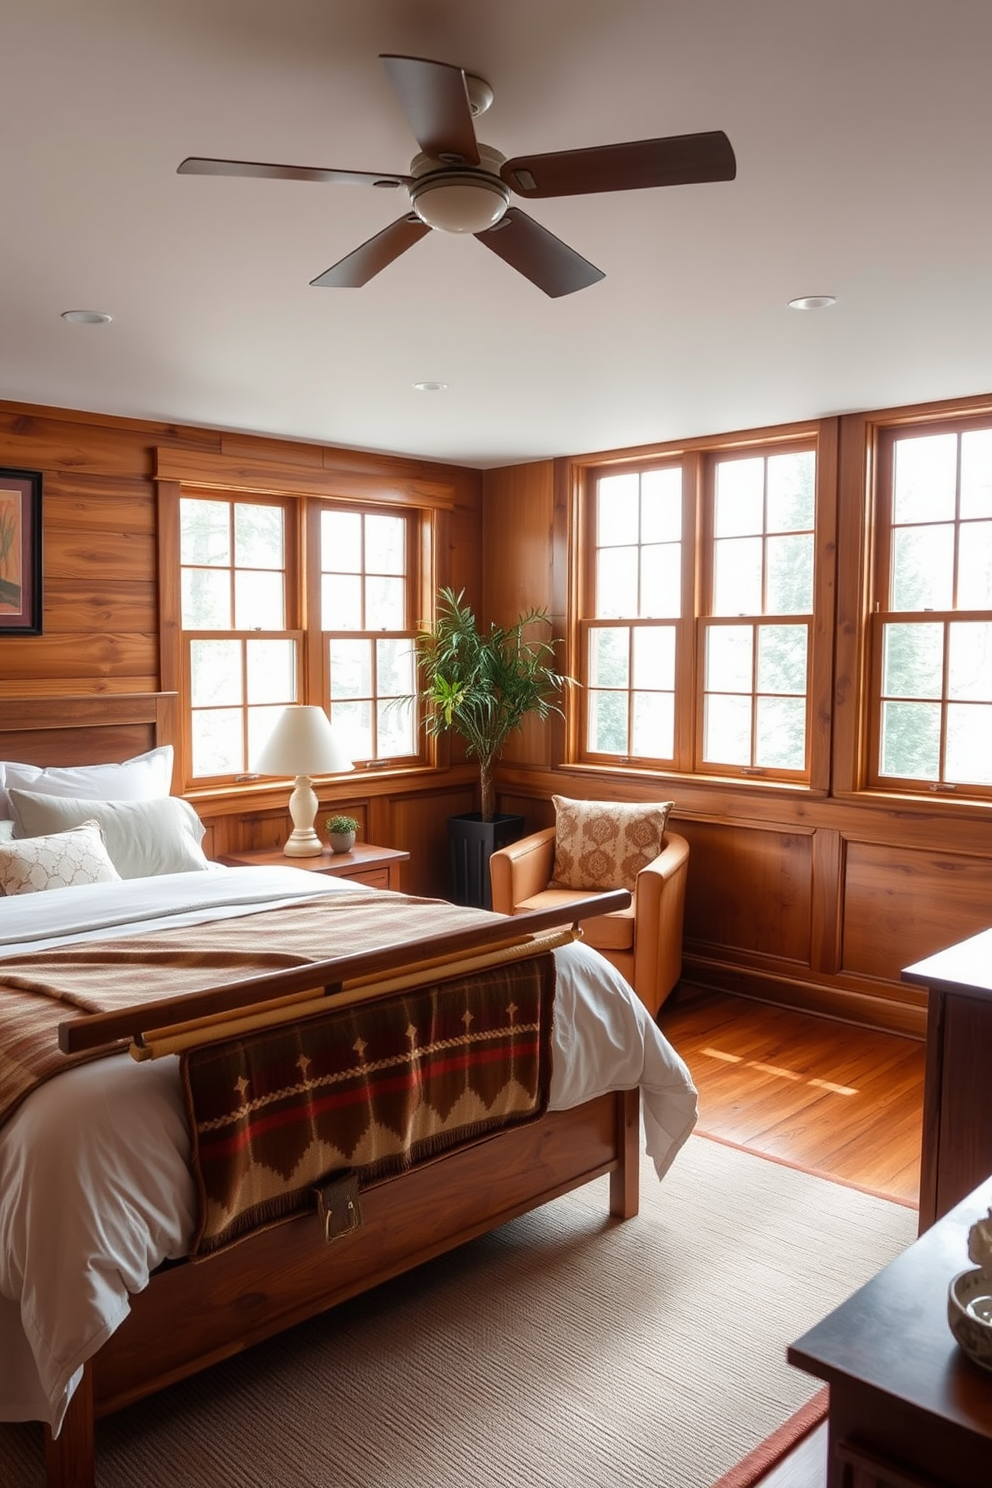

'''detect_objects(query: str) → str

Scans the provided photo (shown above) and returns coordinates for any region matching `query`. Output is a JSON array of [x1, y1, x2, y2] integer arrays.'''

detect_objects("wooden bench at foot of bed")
[[47, 1086, 640, 1488]]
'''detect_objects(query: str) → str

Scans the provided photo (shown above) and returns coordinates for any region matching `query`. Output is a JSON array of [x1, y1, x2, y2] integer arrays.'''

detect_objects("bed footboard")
[[45, 1087, 639, 1488]]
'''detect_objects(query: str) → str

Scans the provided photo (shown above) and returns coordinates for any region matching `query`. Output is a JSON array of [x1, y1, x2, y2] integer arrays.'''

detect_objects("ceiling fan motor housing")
[[409, 145, 510, 233]]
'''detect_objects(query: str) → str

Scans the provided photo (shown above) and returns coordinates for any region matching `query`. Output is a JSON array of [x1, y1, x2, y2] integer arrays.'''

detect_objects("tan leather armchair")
[[489, 825, 689, 1018]]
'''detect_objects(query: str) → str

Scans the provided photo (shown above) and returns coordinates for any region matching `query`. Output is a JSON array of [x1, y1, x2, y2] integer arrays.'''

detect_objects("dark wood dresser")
[[903, 929, 992, 1232]]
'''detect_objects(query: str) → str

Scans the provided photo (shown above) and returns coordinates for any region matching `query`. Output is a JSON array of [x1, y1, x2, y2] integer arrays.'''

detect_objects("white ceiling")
[[3, 0, 992, 469]]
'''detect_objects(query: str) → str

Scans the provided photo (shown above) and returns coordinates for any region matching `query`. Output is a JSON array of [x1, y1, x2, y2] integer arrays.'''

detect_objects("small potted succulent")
[[325, 814, 359, 854]]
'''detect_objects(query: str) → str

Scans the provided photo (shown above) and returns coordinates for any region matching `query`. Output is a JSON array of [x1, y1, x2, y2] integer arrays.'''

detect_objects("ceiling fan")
[[178, 54, 736, 298]]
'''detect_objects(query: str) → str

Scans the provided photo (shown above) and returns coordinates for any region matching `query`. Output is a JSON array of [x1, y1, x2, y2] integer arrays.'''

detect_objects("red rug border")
[[709, 1387, 829, 1488], [692, 1128, 919, 1211]]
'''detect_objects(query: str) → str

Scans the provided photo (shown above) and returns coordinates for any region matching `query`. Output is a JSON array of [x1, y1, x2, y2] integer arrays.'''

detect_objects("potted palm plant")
[[415, 587, 572, 907]]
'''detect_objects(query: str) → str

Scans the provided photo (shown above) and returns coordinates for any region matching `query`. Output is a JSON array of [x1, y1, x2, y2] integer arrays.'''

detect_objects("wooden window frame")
[[861, 413, 992, 801], [157, 454, 448, 794], [566, 420, 836, 793]]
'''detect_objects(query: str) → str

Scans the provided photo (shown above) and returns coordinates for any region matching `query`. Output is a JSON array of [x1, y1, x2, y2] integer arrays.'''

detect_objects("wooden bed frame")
[[0, 694, 641, 1488]]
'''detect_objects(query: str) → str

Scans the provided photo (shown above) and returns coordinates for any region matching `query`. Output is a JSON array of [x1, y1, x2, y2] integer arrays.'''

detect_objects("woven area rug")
[[0, 1133, 917, 1488]]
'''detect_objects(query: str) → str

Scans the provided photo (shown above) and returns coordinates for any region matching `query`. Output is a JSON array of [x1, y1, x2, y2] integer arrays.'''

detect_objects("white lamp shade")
[[254, 706, 354, 776]]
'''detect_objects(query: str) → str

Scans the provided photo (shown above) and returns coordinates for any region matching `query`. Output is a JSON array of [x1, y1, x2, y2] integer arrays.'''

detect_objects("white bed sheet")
[[0, 867, 697, 1432]]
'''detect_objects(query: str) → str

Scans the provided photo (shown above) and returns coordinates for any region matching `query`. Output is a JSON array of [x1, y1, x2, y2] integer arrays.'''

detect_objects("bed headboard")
[[0, 694, 179, 781]]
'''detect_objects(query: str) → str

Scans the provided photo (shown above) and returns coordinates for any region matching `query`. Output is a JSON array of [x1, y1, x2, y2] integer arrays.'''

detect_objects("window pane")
[[879, 700, 940, 778], [639, 543, 682, 618], [587, 690, 628, 753], [632, 625, 675, 689], [766, 451, 815, 532], [234, 503, 283, 569], [235, 570, 284, 629], [756, 696, 806, 770], [191, 707, 243, 776], [703, 694, 751, 765], [632, 690, 674, 759], [714, 458, 764, 537], [947, 703, 992, 784], [766, 533, 813, 614], [893, 434, 957, 523], [329, 638, 372, 699], [247, 705, 286, 771], [713, 536, 762, 615], [706, 625, 753, 692], [596, 547, 638, 617], [376, 637, 415, 697], [882, 622, 943, 699], [757, 624, 807, 694], [366, 575, 405, 630], [597, 475, 639, 545], [331, 699, 372, 761], [960, 430, 992, 519], [378, 697, 415, 757], [640, 468, 682, 542], [891, 524, 954, 610], [588, 627, 629, 688], [958, 521, 992, 608], [191, 639, 242, 706], [322, 574, 363, 630], [365, 513, 405, 575], [948, 621, 992, 702], [182, 567, 230, 628], [246, 638, 296, 705], [180, 499, 230, 566], [321, 510, 362, 572]]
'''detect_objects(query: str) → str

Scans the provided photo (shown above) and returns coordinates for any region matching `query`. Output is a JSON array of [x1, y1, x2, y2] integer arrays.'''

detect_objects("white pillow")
[[9, 790, 210, 879], [0, 820, 14, 843], [0, 745, 174, 821], [0, 820, 122, 896]]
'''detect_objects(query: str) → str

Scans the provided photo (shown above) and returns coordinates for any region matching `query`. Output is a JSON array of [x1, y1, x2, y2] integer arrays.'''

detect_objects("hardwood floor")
[[656, 987, 926, 1488], [659, 986, 925, 1204]]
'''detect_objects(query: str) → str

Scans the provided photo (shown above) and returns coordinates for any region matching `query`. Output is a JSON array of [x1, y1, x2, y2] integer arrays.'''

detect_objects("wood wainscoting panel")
[[682, 818, 814, 966], [383, 787, 478, 898], [842, 839, 992, 982]]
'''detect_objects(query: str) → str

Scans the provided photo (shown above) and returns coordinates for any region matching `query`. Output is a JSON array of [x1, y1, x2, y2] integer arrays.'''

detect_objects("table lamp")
[[254, 705, 354, 857]]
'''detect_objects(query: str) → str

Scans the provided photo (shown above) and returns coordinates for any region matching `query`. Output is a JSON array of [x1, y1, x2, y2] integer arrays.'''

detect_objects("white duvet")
[[0, 867, 697, 1433]]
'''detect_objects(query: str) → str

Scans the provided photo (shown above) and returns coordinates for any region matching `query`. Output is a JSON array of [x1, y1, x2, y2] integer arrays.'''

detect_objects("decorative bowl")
[[948, 1268, 992, 1370]]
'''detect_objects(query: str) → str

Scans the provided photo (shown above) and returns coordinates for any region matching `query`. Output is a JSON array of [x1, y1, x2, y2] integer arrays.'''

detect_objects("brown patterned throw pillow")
[[550, 796, 674, 893]]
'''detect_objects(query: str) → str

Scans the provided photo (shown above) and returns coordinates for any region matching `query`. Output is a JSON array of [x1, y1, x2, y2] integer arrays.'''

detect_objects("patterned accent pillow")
[[550, 796, 674, 893], [0, 819, 122, 896]]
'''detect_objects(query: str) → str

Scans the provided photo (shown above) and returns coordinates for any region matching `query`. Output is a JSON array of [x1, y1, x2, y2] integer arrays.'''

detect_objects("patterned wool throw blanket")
[[182, 950, 556, 1255], [0, 888, 556, 1254]]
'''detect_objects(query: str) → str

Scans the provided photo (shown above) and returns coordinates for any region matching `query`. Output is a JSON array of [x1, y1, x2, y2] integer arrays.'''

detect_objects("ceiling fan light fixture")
[[411, 172, 510, 233]]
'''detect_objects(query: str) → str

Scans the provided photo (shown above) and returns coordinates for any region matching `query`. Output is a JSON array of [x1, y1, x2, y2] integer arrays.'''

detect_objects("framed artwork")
[[0, 467, 43, 635]]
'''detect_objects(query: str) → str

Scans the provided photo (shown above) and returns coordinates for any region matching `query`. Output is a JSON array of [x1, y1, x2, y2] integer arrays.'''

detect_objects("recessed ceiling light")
[[787, 295, 837, 311], [414, 381, 448, 392], [61, 310, 113, 325]]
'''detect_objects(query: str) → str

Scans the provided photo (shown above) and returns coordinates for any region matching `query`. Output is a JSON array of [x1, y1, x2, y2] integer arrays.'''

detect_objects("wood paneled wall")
[[0, 401, 484, 897], [482, 434, 992, 1041]]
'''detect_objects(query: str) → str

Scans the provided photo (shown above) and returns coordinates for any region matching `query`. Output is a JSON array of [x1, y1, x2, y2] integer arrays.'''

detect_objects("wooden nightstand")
[[218, 842, 409, 890]]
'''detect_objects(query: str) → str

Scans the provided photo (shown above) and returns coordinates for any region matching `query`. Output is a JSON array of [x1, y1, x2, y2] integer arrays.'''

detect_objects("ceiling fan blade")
[[475, 208, 604, 298], [380, 55, 480, 166], [310, 215, 431, 288], [501, 131, 736, 198], [178, 157, 412, 189]]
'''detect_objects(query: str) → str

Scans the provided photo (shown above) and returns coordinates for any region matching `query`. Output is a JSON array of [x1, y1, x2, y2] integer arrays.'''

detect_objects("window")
[[700, 449, 815, 778], [318, 507, 417, 763], [869, 422, 992, 795], [576, 437, 821, 785], [176, 489, 426, 785], [180, 495, 298, 780], [581, 463, 684, 765]]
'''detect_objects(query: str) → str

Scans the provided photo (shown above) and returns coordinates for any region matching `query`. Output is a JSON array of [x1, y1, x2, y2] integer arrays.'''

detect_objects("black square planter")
[[448, 812, 525, 910]]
